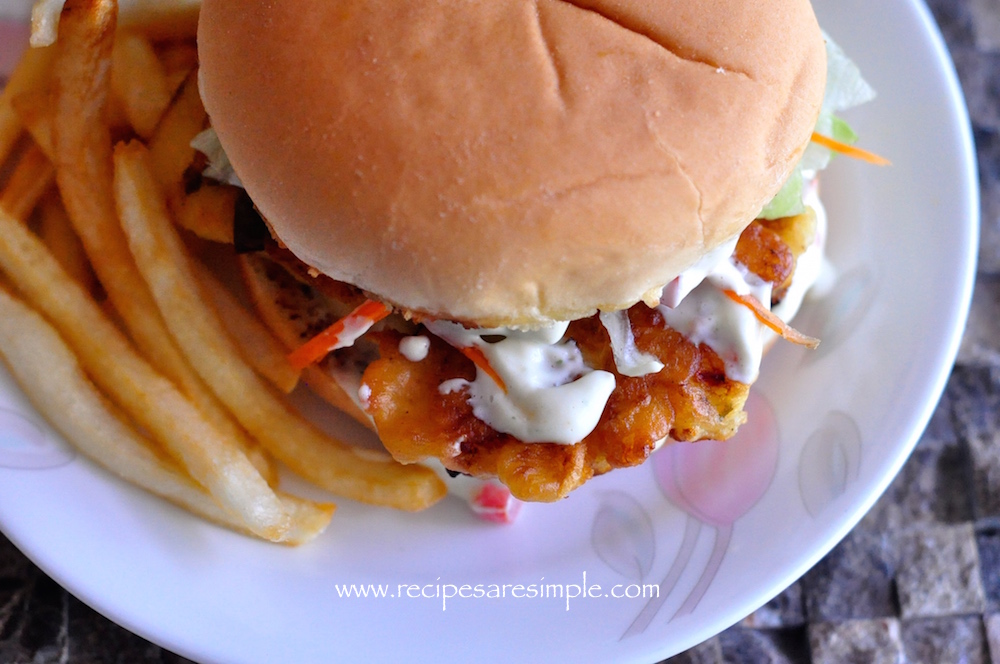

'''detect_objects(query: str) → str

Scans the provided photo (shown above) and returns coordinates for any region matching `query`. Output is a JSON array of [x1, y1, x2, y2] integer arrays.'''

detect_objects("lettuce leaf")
[[190, 128, 244, 187], [762, 33, 875, 216], [759, 166, 805, 220]]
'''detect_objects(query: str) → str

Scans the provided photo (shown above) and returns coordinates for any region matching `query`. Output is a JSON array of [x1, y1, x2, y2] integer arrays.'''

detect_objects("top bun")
[[198, 0, 826, 327]]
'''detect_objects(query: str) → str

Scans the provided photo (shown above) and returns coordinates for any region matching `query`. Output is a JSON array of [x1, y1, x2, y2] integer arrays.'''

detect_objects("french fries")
[[36, 193, 97, 292], [174, 181, 238, 243], [31, 0, 201, 47], [0, 143, 54, 221], [51, 0, 282, 487], [0, 43, 54, 164], [0, 0, 448, 544], [113, 141, 446, 511], [193, 259, 302, 394], [110, 30, 172, 138], [114, 0, 201, 41], [0, 286, 333, 545], [11, 86, 55, 158], [147, 70, 205, 198], [52, 0, 173, 370], [156, 40, 198, 92], [0, 205, 297, 540]]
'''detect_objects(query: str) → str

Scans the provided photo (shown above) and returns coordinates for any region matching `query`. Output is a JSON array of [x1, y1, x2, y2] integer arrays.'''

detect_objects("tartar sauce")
[[658, 257, 772, 384], [425, 320, 616, 445], [398, 335, 431, 362], [416, 188, 826, 443], [657, 184, 826, 385], [598, 310, 664, 377]]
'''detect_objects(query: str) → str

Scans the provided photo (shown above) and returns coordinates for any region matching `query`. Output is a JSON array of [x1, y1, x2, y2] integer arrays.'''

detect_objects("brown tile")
[[901, 616, 990, 664], [897, 523, 986, 618], [801, 529, 897, 622], [809, 618, 904, 664]]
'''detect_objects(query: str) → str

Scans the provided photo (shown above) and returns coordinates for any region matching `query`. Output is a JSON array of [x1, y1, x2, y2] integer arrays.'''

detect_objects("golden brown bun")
[[199, 0, 826, 327]]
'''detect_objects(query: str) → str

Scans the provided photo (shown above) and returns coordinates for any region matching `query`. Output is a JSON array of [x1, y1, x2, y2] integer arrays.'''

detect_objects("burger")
[[194, 0, 870, 508]]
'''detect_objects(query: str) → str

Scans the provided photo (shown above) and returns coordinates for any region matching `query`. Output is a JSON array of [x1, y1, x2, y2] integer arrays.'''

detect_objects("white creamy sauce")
[[357, 382, 372, 407], [399, 335, 431, 362], [660, 237, 740, 308], [425, 320, 616, 445], [771, 184, 827, 325], [657, 258, 772, 384], [346, 186, 826, 453], [657, 181, 826, 385], [598, 310, 664, 377], [421, 186, 827, 441]]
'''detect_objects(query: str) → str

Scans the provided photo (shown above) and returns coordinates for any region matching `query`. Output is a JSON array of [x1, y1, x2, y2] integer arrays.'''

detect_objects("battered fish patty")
[[242, 210, 816, 502]]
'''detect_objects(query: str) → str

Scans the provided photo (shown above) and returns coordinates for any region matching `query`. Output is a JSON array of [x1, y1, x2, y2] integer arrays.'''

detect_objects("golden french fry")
[[0, 143, 54, 221], [110, 31, 173, 138], [36, 193, 97, 292], [276, 493, 338, 545], [0, 286, 334, 545], [41, 71, 275, 485], [32, 0, 200, 47], [49, 5, 278, 486], [51, 0, 263, 460], [117, 0, 201, 41], [193, 259, 301, 393], [11, 88, 55, 159], [148, 70, 205, 197], [157, 39, 199, 95], [114, 140, 446, 511], [0, 43, 55, 163], [0, 45, 55, 166], [174, 181, 237, 243], [50, 0, 145, 332], [0, 203, 293, 540]]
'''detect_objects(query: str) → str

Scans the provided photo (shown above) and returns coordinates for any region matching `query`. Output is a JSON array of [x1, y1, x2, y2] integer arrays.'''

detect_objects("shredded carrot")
[[811, 132, 891, 166], [723, 290, 821, 350], [459, 345, 508, 393], [287, 299, 390, 370]]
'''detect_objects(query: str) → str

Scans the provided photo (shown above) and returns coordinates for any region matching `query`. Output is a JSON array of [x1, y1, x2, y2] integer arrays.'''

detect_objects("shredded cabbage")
[[598, 310, 664, 377], [190, 128, 244, 188], [821, 33, 878, 113]]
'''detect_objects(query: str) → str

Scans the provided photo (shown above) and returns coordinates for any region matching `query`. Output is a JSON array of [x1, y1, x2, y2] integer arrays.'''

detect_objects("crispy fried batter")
[[733, 222, 794, 288], [363, 332, 592, 501], [363, 301, 753, 502], [362, 212, 816, 501], [251, 212, 816, 502], [752, 209, 818, 303]]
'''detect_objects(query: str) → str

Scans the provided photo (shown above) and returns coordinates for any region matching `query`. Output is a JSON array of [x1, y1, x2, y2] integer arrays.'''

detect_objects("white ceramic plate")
[[0, 0, 978, 661]]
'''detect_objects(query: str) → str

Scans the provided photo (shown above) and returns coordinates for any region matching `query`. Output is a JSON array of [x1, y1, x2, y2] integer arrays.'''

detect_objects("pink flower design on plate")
[[621, 390, 779, 637]]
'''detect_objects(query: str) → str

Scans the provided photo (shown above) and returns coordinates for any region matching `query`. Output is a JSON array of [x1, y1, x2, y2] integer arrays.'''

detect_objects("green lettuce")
[[760, 33, 876, 218]]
